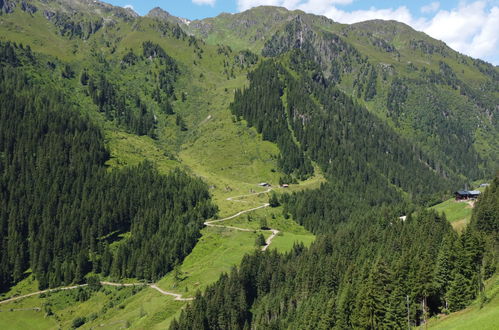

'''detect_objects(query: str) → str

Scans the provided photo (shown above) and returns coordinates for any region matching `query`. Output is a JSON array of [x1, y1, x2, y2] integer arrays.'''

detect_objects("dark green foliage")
[[354, 62, 377, 100], [472, 176, 499, 235], [173, 210, 483, 329], [62, 63, 75, 79], [142, 41, 180, 98], [46, 11, 103, 40], [109, 167, 217, 280], [87, 275, 102, 291], [158, 66, 179, 96], [286, 54, 454, 203], [121, 50, 139, 67], [387, 77, 408, 115], [162, 99, 175, 115], [0, 41, 20, 66], [234, 50, 258, 69], [143, 41, 173, 61], [87, 74, 157, 137], [143, 41, 180, 97], [268, 192, 280, 207], [72, 316, 86, 328], [80, 68, 89, 85], [230, 60, 313, 179], [176, 114, 187, 131], [0, 45, 216, 289], [255, 234, 266, 247], [410, 39, 448, 56]]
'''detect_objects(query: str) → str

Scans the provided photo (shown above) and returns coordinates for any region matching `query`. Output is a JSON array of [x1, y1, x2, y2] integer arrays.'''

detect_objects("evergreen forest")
[[0, 1, 497, 329]]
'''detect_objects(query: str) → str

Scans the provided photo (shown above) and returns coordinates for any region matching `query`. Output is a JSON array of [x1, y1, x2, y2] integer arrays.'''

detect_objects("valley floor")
[[0, 180, 316, 329]]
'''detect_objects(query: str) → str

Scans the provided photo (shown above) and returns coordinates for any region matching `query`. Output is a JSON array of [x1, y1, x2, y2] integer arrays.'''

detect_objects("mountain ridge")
[[0, 1, 497, 329]]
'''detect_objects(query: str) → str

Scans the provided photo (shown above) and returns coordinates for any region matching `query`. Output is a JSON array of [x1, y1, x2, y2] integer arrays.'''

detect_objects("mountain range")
[[0, 0, 497, 329]]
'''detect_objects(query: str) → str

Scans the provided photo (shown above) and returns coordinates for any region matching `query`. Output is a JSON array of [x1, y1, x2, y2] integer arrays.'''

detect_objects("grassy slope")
[[0, 6, 318, 329], [429, 274, 499, 329], [187, 6, 302, 53], [0, 311, 57, 330], [79, 180, 317, 329], [0, 275, 142, 330], [429, 186, 487, 231], [430, 199, 474, 232], [1, 4, 494, 329], [192, 9, 499, 179]]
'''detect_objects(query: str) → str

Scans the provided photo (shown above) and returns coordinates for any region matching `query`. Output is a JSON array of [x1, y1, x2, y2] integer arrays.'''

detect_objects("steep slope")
[[0, 1, 318, 328], [0, 0, 216, 287], [146, 7, 190, 26], [0, 1, 497, 329], [187, 6, 301, 52], [188, 6, 499, 181]]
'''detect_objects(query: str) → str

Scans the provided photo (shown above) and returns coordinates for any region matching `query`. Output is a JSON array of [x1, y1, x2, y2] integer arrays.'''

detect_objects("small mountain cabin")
[[455, 190, 480, 200]]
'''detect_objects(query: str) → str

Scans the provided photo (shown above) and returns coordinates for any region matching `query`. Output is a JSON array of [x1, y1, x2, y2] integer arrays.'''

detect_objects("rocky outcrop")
[[262, 16, 362, 79], [0, 0, 16, 14], [21, 1, 37, 14]]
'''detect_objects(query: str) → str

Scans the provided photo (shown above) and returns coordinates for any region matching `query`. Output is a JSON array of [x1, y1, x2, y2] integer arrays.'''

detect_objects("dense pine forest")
[[0, 41, 217, 290], [0, 1, 497, 328], [172, 174, 498, 329], [231, 53, 456, 234]]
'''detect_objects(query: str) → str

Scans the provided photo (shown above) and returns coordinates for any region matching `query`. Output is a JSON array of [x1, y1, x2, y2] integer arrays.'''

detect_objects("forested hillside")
[[191, 7, 499, 181], [231, 52, 456, 233], [0, 1, 497, 329], [0, 41, 216, 290], [172, 174, 499, 329]]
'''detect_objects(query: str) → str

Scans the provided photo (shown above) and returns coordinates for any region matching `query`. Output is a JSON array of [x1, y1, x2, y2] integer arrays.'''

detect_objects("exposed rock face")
[[21, 1, 37, 14], [262, 16, 362, 79], [43, 9, 55, 20], [0, 0, 16, 14]]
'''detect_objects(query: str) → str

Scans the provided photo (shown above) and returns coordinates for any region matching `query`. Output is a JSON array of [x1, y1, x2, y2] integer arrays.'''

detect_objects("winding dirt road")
[[204, 187, 280, 251], [0, 285, 89, 305], [0, 186, 278, 305]]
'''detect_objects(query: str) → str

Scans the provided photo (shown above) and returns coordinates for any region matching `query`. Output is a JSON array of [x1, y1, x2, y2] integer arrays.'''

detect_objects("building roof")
[[455, 190, 480, 196]]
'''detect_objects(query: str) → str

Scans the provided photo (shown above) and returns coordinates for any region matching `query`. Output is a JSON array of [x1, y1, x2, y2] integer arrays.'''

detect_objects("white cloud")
[[236, 0, 499, 64], [124, 4, 134, 10], [193, 0, 216, 6], [421, 2, 499, 62], [322, 6, 416, 25], [421, 2, 440, 14], [237, 0, 352, 12]]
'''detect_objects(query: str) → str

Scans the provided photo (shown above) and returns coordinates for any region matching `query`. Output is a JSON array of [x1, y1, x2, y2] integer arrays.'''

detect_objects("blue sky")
[[106, 0, 499, 64]]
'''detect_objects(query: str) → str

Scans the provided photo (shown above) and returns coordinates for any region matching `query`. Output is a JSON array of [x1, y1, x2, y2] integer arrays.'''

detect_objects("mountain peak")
[[146, 7, 172, 19], [146, 6, 190, 25]]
